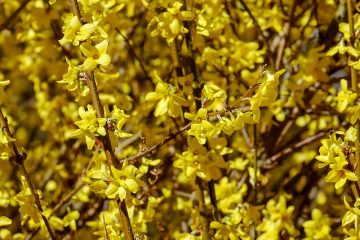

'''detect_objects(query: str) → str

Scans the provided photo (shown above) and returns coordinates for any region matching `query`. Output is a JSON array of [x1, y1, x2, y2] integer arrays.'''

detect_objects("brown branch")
[[122, 123, 191, 164], [346, 0, 360, 191], [70, 0, 84, 24], [0, 0, 32, 30], [275, 0, 299, 70], [51, 181, 86, 215], [69, 0, 120, 169], [347, 0, 358, 92], [0, 107, 57, 240], [117, 199, 134, 239], [223, 1, 241, 39], [237, 0, 274, 67], [68, 1, 133, 239], [263, 130, 326, 169], [274, 107, 299, 150], [182, 2, 213, 237], [115, 28, 154, 87], [195, 177, 211, 239]]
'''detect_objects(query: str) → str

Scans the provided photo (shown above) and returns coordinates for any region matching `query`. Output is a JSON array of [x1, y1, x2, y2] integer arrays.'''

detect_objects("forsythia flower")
[[185, 108, 218, 144], [145, 73, 188, 117], [59, 15, 107, 46], [80, 40, 111, 71], [63, 210, 80, 231], [105, 106, 132, 138], [316, 131, 357, 189], [202, 83, 227, 110], [86, 160, 145, 201], [146, 1, 195, 43], [73, 105, 107, 149], [303, 208, 332, 240], [257, 195, 299, 239], [336, 79, 357, 113], [250, 69, 286, 121], [173, 137, 227, 181], [58, 58, 90, 101]]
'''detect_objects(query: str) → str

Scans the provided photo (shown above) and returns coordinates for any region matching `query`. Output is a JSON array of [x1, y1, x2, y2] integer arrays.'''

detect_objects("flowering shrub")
[[0, 0, 360, 239]]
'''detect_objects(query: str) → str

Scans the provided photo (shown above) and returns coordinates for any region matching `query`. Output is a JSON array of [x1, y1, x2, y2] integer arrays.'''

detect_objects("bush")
[[0, 0, 359, 239]]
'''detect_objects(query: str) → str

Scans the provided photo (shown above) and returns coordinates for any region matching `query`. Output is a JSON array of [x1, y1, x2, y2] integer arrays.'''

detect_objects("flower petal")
[[95, 40, 108, 55], [96, 53, 111, 66], [0, 216, 12, 227], [83, 58, 97, 71]]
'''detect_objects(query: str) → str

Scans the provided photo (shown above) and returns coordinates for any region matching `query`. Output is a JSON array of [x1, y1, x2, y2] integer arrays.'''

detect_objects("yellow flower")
[[80, 40, 111, 71], [147, 1, 194, 43], [73, 105, 107, 149], [145, 73, 188, 117]]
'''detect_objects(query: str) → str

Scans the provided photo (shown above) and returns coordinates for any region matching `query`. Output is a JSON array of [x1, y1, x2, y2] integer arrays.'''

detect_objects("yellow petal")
[[146, 92, 162, 102], [0, 216, 12, 227], [97, 127, 106, 136], [0, 80, 10, 87], [83, 58, 97, 71], [169, 18, 181, 35], [80, 43, 93, 58], [179, 11, 195, 21], [96, 54, 111, 66], [79, 23, 96, 36], [154, 98, 169, 116], [85, 134, 96, 150], [125, 179, 138, 193], [95, 40, 108, 55]]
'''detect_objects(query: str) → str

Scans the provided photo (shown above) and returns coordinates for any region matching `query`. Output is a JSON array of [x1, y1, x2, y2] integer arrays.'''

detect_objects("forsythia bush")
[[0, 0, 360, 239]]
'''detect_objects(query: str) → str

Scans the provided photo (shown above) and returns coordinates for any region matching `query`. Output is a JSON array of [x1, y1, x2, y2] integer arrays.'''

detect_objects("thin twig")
[[0, 0, 32, 30], [70, 0, 120, 169], [275, 0, 298, 70], [274, 107, 299, 150], [195, 177, 211, 239], [263, 131, 327, 169], [27, 181, 86, 240], [115, 28, 154, 87], [346, 0, 360, 190], [121, 123, 191, 163], [68, 1, 134, 239], [0, 107, 57, 240], [223, 1, 241, 39], [237, 0, 273, 67], [253, 124, 258, 204], [51, 181, 86, 215], [117, 199, 134, 240]]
